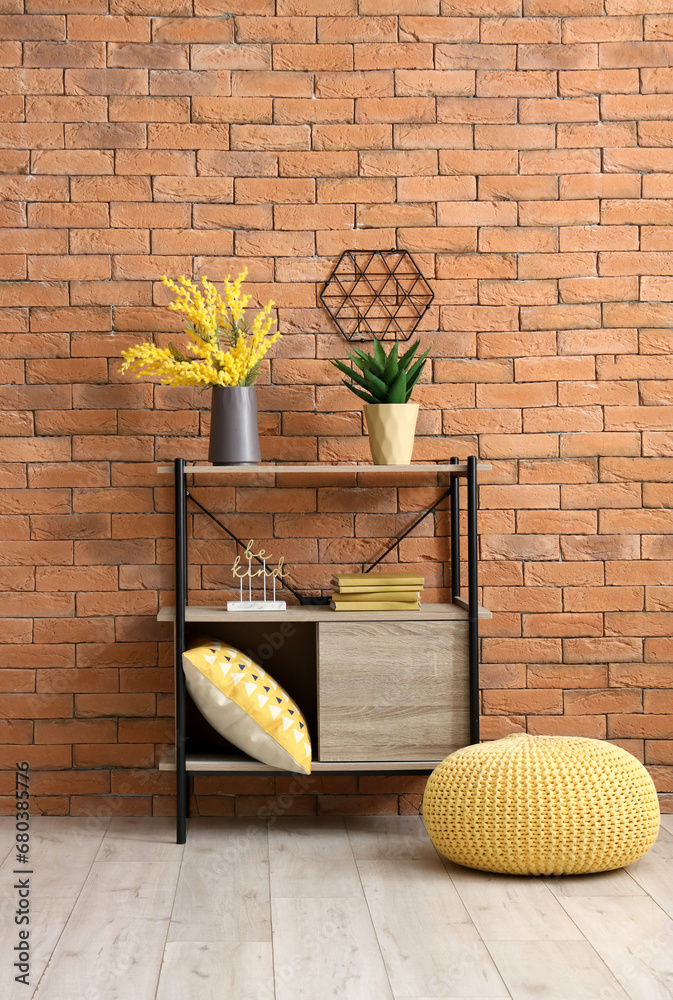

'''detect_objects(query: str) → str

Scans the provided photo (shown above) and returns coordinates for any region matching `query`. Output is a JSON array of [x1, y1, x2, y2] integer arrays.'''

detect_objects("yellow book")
[[332, 571, 425, 588], [330, 590, 420, 603], [331, 600, 421, 612], [330, 582, 422, 594]]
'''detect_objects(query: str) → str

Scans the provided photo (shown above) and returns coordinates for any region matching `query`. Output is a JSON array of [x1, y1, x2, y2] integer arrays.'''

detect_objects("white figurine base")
[[227, 601, 286, 612]]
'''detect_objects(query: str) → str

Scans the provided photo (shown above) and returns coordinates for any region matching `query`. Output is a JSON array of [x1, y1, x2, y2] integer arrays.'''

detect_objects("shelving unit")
[[158, 457, 490, 843]]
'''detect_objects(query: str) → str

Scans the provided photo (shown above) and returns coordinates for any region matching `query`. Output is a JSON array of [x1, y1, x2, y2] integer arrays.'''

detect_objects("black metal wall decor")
[[320, 249, 434, 342]]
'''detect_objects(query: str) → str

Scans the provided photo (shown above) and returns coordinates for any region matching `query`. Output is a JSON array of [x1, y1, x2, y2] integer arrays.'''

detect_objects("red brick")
[[24, 41, 105, 67], [151, 17, 227, 44], [565, 637, 643, 663], [396, 70, 474, 99], [523, 612, 604, 638], [313, 70, 391, 99], [529, 716, 607, 738], [65, 68, 148, 95], [475, 124, 555, 149], [319, 16, 396, 43], [608, 716, 673, 739], [75, 693, 155, 717], [1, 693, 72, 719], [73, 744, 154, 767], [317, 794, 397, 815], [400, 15, 478, 41], [117, 718, 173, 743], [528, 663, 607, 688], [355, 43, 433, 71], [151, 69, 231, 96], [111, 0, 191, 11], [484, 689, 563, 714], [646, 741, 673, 765], [561, 534, 639, 561], [525, 562, 604, 587], [357, 96, 437, 124]]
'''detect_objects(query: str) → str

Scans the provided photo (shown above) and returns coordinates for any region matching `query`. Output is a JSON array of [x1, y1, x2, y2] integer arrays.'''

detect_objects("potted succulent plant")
[[119, 269, 280, 465], [331, 338, 430, 465]]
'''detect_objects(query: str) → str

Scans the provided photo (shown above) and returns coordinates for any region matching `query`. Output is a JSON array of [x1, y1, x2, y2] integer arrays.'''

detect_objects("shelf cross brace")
[[365, 485, 453, 574], [185, 489, 309, 604]]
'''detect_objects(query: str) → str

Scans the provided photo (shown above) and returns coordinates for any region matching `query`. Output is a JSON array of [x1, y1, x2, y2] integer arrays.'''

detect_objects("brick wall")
[[1, 0, 672, 818]]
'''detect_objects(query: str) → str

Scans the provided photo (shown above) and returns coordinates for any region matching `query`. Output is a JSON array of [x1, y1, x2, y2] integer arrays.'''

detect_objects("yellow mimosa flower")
[[120, 271, 279, 387]]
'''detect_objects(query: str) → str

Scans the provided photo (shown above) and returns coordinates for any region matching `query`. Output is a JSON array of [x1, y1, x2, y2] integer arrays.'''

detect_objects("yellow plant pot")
[[363, 403, 419, 465]]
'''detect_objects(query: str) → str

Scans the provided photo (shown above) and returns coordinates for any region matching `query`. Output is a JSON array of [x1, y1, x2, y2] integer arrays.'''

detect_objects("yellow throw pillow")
[[182, 638, 311, 775]]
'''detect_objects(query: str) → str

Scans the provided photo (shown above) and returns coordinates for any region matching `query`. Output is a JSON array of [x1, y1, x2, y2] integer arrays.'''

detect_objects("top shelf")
[[158, 462, 491, 476]]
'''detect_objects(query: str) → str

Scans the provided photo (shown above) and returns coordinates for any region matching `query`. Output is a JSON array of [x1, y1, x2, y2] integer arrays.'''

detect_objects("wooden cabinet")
[[317, 621, 469, 762]]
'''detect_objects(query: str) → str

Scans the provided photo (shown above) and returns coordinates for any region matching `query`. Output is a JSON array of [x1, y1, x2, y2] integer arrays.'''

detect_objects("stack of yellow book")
[[330, 571, 425, 611]]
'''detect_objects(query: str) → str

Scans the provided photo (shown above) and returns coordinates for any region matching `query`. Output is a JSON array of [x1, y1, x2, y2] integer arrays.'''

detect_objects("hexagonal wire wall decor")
[[320, 249, 434, 343]]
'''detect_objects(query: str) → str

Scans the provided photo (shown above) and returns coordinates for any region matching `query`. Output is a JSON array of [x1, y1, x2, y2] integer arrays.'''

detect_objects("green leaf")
[[398, 339, 420, 372], [362, 368, 389, 400], [245, 361, 261, 386], [405, 347, 431, 390], [347, 351, 374, 374], [350, 346, 381, 375], [331, 357, 355, 378], [387, 369, 407, 404], [332, 358, 373, 392], [342, 380, 378, 406], [405, 370, 426, 401], [383, 341, 399, 384], [168, 342, 188, 363], [373, 337, 386, 373], [405, 366, 425, 400]]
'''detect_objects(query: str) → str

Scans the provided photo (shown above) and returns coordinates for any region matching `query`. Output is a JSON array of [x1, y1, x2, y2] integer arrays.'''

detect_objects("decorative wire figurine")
[[227, 539, 288, 612]]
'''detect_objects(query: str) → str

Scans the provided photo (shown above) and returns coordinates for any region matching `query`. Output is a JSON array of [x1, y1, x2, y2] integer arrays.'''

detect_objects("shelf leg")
[[450, 455, 460, 601], [175, 457, 188, 844], [467, 455, 479, 745]]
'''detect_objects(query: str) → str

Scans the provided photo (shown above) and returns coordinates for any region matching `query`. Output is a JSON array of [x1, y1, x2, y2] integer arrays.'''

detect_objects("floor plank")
[[544, 867, 647, 899], [558, 895, 673, 1000], [0, 818, 111, 1000], [346, 815, 438, 862], [626, 856, 673, 921], [167, 818, 271, 943], [95, 817, 184, 863], [358, 858, 508, 999], [156, 941, 274, 1000], [488, 940, 632, 1000], [641, 823, 673, 860], [0, 817, 109, 901], [269, 817, 363, 898], [33, 861, 180, 1000], [272, 895, 394, 1000], [447, 863, 584, 942], [0, 817, 17, 865], [0, 896, 78, 1000]]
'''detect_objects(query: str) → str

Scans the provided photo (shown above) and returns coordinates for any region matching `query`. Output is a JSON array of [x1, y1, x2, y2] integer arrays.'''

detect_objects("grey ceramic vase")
[[208, 385, 261, 466]]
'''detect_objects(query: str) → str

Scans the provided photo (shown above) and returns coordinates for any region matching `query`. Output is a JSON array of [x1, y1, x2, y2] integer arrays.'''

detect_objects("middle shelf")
[[158, 602, 492, 623]]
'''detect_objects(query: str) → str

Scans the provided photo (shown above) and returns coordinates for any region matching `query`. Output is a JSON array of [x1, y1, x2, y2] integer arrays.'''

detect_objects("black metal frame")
[[320, 249, 434, 342], [172, 456, 481, 844]]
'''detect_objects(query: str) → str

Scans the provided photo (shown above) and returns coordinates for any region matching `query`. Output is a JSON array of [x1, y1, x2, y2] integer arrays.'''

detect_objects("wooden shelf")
[[158, 462, 491, 475], [165, 452, 485, 840], [159, 745, 440, 774], [158, 602, 492, 623]]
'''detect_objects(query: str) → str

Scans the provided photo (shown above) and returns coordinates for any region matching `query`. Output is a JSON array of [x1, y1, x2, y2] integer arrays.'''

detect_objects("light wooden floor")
[[1, 814, 672, 1000]]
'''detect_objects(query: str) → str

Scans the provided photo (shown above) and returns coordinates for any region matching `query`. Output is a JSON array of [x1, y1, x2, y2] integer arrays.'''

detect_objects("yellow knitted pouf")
[[423, 733, 660, 876]]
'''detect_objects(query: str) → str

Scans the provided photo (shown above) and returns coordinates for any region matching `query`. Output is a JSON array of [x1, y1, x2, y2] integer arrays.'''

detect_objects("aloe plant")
[[331, 338, 430, 405]]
